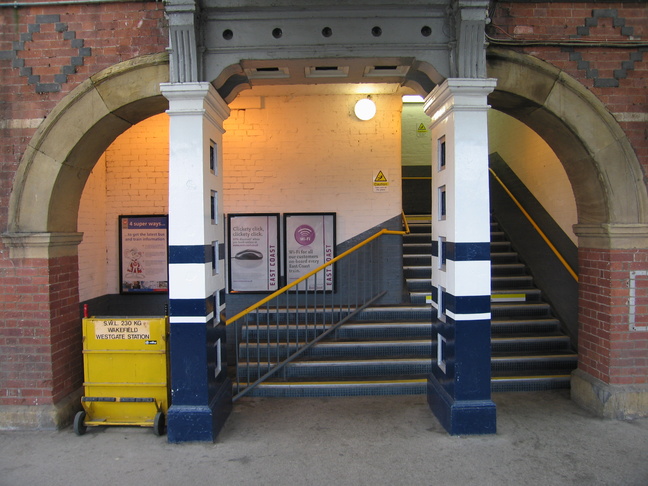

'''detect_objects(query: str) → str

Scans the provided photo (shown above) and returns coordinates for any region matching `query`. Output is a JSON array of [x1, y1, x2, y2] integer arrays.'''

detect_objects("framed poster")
[[228, 213, 280, 293], [284, 213, 336, 291], [119, 215, 168, 294]]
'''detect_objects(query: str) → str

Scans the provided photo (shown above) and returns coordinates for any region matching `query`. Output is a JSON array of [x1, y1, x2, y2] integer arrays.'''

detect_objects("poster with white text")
[[284, 213, 336, 291], [119, 215, 168, 293], [228, 214, 279, 293]]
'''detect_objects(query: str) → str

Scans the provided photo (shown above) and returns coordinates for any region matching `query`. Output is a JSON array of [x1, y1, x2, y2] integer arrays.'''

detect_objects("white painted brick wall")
[[223, 94, 403, 242], [78, 114, 170, 300], [79, 94, 404, 300], [77, 154, 108, 301]]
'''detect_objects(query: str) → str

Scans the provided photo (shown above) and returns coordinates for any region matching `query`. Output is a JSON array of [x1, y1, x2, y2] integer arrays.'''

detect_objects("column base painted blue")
[[427, 374, 496, 435], [167, 377, 232, 443]]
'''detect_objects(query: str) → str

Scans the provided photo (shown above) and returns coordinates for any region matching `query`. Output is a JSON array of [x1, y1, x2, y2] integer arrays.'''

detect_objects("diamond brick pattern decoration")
[[565, 9, 646, 88], [3, 14, 91, 94]]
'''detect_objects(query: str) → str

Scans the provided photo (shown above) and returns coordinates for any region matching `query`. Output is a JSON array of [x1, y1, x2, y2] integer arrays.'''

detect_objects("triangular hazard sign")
[[374, 171, 388, 182], [417, 123, 427, 132]]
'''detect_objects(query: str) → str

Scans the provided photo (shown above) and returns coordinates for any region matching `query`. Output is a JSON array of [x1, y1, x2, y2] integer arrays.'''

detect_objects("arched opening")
[[487, 48, 648, 228]]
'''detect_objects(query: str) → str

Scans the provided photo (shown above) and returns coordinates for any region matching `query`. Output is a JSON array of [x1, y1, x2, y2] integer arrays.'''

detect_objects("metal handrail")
[[227, 213, 410, 401], [225, 214, 410, 326], [489, 168, 578, 282]]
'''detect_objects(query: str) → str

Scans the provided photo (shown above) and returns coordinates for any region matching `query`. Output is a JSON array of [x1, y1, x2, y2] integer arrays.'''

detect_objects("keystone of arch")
[[487, 48, 648, 248], [4, 53, 169, 258]]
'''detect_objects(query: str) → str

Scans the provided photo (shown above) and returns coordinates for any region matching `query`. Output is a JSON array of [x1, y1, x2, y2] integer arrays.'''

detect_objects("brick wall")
[[0, 255, 80, 405], [2, 1, 647, 412], [78, 113, 169, 300], [490, 2, 648, 173], [579, 248, 648, 385], [0, 2, 167, 237], [79, 95, 403, 302], [223, 93, 403, 242]]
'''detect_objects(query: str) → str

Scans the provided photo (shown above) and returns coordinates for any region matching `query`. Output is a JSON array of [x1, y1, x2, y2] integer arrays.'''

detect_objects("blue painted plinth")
[[427, 374, 496, 435], [167, 378, 232, 443]]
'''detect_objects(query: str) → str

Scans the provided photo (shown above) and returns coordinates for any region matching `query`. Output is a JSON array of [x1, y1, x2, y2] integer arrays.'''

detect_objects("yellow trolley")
[[74, 316, 170, 436]]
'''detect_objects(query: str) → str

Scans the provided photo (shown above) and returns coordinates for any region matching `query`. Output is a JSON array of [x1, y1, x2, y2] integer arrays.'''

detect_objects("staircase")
[[234, 218, 578, 397]]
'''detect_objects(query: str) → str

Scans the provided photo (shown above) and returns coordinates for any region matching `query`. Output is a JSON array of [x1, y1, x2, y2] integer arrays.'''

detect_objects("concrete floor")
[[0, 390, 646, 486]]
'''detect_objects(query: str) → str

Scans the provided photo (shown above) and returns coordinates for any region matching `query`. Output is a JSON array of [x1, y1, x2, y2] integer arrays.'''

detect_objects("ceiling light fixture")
[[354, 97, 376, 121]]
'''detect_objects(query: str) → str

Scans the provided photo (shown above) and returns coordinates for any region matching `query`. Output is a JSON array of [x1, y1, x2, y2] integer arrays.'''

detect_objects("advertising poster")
[[228, 214, 279, 293], [284, 213, 336, 291], [119, 215, 168, 294]]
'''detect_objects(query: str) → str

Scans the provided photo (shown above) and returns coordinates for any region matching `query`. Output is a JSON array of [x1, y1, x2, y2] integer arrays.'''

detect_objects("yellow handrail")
[[225, 218, 409, 326], [489, 168, 578, 282]]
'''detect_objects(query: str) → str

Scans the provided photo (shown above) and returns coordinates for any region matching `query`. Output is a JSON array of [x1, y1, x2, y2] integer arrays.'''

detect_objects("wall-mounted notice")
[[228, 214, 279, 293], [373, 169, 389, 193], [119, 215, 168, 294], [284, 213, 336, 291]]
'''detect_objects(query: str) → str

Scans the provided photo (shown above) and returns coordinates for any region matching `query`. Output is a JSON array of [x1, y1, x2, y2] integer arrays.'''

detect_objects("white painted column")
[[161, 82, 231, 443], [425, 78, 497, 435]]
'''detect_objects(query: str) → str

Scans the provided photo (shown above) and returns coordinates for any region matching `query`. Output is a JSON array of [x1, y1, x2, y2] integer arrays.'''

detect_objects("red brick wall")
[[579, 248, 648, 385], [0, 255, 80, 405], [0, 2, 167, 221], [0, 2, 167, 407]]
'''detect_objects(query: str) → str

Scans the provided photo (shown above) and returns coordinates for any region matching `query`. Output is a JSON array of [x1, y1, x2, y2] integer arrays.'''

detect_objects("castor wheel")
[[74, 411, 87, 436], [153, 412, 165, 436]]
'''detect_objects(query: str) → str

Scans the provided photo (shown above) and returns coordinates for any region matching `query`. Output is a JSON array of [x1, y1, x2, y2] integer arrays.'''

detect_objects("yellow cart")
[[74, 316, 170, 436]]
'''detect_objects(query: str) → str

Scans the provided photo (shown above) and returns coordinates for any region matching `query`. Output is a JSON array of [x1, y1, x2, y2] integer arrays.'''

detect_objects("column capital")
[[424, 78, 497, 125], [1, 232, 83, 258], [574, 223, 648, 249], [161, 82, 230, 126]]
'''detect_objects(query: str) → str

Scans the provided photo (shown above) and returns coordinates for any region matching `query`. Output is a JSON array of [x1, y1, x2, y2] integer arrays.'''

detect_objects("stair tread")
[[239, 352, 577, 366], [236, 372, 573, 387], [240, 335, 570, 346]]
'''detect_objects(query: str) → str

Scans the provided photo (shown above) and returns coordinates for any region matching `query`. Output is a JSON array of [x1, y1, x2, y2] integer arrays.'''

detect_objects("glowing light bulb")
[[354, 98, 376, 121]]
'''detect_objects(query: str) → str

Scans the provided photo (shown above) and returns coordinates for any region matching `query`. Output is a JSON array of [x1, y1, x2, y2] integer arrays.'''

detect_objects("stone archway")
[[487, 48, 648, 418], [6, 53, 169, 242], [487, 47, 648, 231]]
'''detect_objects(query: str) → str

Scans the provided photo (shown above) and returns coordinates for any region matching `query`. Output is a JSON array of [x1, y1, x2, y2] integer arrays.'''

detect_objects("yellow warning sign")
[[417, 123, 427, 133], [373, 170, 389, 192]]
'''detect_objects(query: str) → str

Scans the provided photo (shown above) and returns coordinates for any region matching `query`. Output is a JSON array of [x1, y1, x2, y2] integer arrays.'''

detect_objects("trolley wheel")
[[153, 412, 165, 436], [73, 411, 87, 436]]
